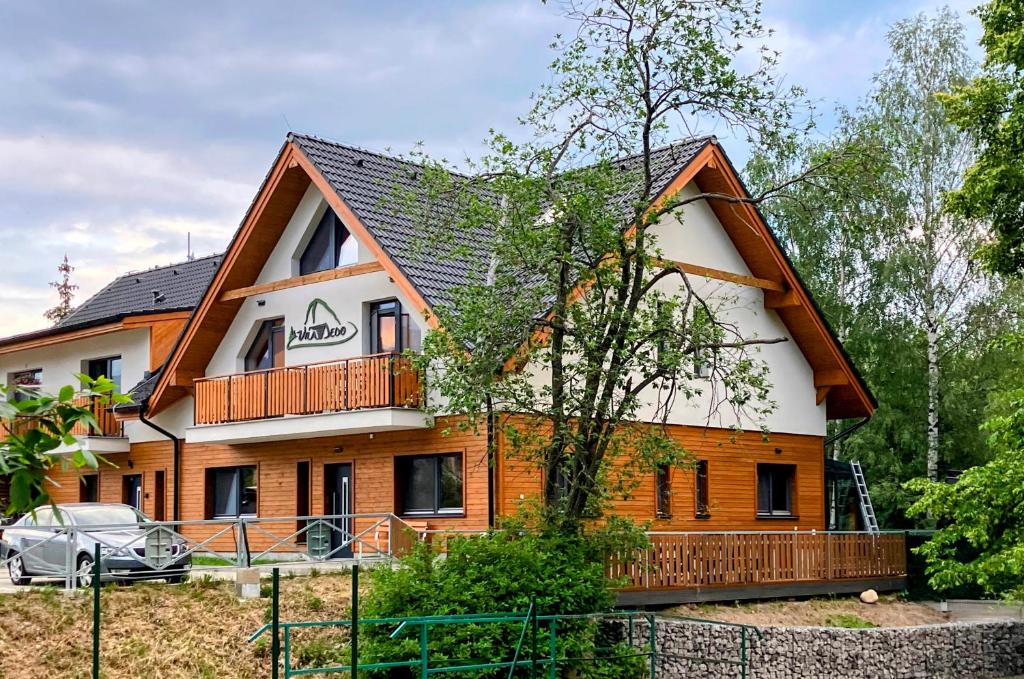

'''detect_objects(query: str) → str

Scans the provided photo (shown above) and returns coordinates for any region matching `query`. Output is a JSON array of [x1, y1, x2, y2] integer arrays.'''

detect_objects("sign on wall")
[[287, 298, 358, 349]]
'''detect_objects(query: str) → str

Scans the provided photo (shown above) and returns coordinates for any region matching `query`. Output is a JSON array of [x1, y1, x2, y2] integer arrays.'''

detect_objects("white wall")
[[0, 328, 150, 398], [124, 396, 194, 443], [523, 183, 825, 437], [205, 184, 428, 376]]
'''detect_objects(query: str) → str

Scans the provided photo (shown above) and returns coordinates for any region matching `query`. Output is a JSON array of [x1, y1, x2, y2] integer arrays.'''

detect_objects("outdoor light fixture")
[[774, 447, 782, 455], [256, 299, 266, 307], [334, 446, 344, 454]]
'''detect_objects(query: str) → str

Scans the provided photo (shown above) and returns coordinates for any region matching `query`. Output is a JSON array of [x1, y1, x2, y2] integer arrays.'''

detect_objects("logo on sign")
[[287, 298, 358, 349]]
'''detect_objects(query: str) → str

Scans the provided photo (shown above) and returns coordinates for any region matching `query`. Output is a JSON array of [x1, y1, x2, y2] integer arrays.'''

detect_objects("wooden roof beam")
[[654, 258, 784, 292], [814, 369, 848, 388], [220, 261, 384, 302], [764, 289, 801, 310]]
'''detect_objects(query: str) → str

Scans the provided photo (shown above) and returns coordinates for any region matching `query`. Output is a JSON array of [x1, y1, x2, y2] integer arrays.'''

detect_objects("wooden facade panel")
[[497, 423, 826, 531]]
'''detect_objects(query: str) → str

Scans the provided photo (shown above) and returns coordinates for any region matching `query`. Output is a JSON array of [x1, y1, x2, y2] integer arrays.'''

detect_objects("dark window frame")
[[369, 299, 405, 354], [695, 460, 710, 518], [86, 355, 122, 389], [299, 209, 357, 275], [655, 464, 671, 518], [9, 367, 43, 402], [245, 318, 285, 372], [205, 465, 258, 519], [756, 463, 796, 517], [395, 453, 464, 517]]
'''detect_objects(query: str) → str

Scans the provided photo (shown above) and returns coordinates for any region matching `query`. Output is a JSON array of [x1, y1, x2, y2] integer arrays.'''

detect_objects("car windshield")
[[68, 506, 144, 527]]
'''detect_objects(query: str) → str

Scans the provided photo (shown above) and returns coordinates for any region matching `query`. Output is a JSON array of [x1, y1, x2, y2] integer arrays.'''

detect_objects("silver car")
[[1, 503, 191, 586]]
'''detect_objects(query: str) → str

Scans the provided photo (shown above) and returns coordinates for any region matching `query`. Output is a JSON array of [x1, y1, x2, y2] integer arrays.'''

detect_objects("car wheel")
[[76, 554, 96, 588], [7, 551, 31, 586]]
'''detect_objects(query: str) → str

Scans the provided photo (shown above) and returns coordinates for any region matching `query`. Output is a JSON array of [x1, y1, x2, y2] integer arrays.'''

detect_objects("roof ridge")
[[118, 252, 223, 278], [289, 132, 475, 179]]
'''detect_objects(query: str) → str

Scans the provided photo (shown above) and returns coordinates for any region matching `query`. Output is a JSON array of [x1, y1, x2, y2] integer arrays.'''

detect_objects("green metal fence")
[[249, 566, 658, 678]]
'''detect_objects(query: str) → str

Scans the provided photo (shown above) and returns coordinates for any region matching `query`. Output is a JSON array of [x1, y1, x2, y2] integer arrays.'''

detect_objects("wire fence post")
[[351, 564, 359, 678], [648, 613, 657, 679], [271, 568, 280, 679], [547, 618, 557, 679], [740, 627, 748, 679], [529, 595, 538, 679], [92, 542, 101, 679], [64, 526, 74, 593]]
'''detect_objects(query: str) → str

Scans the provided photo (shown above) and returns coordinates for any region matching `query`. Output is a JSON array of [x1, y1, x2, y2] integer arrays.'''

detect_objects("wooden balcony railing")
[[1, 396, 122, 439], [194, 353, 422, 426], [610, 531, 907, 592]]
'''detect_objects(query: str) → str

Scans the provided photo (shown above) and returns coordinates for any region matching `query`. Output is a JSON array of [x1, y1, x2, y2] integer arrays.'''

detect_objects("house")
[[7, 133, 903, 602], [0, 255, 221, 514]]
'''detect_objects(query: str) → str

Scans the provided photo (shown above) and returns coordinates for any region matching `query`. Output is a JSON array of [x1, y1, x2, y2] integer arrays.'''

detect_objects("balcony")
[[189, 353, 429, 444], [2, 396, 127, 454]]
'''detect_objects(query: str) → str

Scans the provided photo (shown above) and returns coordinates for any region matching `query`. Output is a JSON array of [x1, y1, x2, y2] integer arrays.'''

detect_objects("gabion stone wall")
[[627, 618, 1024, 679]]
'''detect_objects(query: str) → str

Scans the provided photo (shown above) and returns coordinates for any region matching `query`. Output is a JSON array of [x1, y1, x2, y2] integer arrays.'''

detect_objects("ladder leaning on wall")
[[850, 461, 879, 533]]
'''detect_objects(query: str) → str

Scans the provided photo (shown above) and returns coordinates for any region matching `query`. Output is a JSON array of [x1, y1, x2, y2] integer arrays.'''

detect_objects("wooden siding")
[[178, 417, 489, 550], [47, 441, 174, 520], [496, 422, 827, 531]]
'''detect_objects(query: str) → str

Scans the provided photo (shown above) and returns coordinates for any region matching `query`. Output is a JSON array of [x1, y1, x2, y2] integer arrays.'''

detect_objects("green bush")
[[360, 526, 646, 678]]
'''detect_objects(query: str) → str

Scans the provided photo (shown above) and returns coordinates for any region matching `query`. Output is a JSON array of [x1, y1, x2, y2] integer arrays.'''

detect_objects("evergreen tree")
[[43, 254, 78, 325]]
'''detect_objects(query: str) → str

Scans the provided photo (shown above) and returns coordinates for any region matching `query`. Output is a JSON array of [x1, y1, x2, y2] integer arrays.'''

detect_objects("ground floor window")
[[655, 464, 671, 518], [395, 453, 463, 516], [695, 460, 710, 518], [206, 466, 257, 518], [757, 463, 795, 517]]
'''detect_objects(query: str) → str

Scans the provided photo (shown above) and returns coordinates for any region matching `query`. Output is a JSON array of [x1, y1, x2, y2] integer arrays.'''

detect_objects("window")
[[757, 464, 795, 517], [206, 466, 258, 518], [9, 368, 42, 402], [695, 460, 710, 518], [245, 319, 285, 371], [656, 464, 671, 518], [299, 209, 357, 275], [370, 300, 399, 353], [396, 453, 463, 515], [86, 356, 122, 390], [80, 475, 99, 503]]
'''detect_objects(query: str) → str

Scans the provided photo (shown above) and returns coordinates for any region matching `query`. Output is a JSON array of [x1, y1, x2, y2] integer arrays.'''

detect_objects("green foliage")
[[942, 0, 1024, 275], [825, 614, 878, 629], [360, 526, 646, 677], [906, 386, 1024, 600], [0, 374, 129, 514]]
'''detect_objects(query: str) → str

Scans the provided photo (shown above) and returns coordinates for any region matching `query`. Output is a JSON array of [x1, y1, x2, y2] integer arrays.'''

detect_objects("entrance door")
[[154, 471, 166, 521], [323, 463, 353, 558], [122, 474, 142, 511]]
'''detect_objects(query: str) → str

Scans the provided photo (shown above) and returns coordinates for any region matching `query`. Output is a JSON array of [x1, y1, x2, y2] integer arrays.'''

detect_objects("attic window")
[[299, 209, 357, 275]]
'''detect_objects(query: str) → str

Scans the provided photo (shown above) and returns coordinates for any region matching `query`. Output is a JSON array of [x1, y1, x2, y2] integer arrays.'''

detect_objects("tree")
[[44, 254, 78, 325], [0, 375, 126, 514], [399, 0, 833, 531], [942, 0, 1024, 276], [746, 10, 1023, 526], [906, 382, 1024, 601]]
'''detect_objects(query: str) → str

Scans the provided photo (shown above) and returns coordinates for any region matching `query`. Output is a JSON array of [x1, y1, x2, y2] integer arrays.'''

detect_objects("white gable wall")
[[523, 183, 825, 437], [205, 184, 428, 377]]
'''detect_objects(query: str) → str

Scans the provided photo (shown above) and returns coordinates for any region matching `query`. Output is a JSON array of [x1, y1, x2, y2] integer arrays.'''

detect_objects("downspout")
[[139, 408, 181, 522]]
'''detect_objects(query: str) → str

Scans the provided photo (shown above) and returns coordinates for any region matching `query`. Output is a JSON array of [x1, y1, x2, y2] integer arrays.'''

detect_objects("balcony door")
[[245, 319, 285, 372], [323, 463, 353, 558]]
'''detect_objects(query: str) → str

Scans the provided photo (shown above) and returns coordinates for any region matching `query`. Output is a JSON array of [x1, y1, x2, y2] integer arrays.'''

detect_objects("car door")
[[18, 508, 54, 574], [40, 507, 72, 575]]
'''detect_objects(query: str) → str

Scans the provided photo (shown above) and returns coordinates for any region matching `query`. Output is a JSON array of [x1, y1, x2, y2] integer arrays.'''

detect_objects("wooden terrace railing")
[[610, 531, 907, 592], [194, 353, 421, 426], [1, 396, 122, 438]]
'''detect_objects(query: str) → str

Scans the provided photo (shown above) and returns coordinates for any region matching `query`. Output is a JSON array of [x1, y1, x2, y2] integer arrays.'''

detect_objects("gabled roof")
[[0, 254, 222, 350], [293, 134, 713, 308], [147, 133, 875, 420]]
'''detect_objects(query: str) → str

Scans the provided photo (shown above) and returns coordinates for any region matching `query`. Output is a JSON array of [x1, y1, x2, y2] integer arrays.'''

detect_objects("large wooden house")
[[3, 134, 904, 602]]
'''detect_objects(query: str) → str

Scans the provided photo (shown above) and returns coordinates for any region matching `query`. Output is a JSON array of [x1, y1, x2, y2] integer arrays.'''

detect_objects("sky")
[[0, 0, 983, 335]]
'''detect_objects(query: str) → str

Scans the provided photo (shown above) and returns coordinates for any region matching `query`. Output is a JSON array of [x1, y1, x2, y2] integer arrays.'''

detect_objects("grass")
[[825, 613, 878, 629], [664, 595, 946, 628], [0, 570, 358, 679]]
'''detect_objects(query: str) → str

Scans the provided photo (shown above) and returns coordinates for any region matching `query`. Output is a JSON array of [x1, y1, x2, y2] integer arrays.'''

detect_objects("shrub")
[[360, 525, 646, 678]]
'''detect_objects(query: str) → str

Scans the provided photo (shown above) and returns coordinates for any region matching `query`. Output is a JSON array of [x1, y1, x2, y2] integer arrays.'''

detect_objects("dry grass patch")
[[664, 595, 946, 628], [0, 571, 358, 679]]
